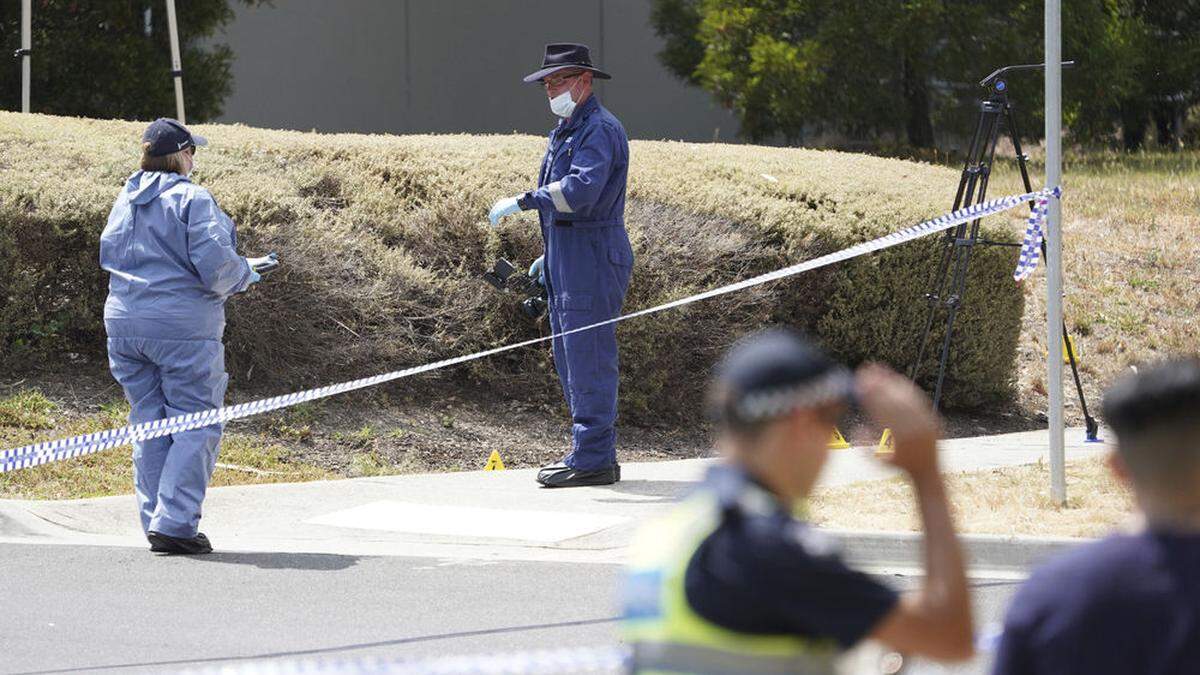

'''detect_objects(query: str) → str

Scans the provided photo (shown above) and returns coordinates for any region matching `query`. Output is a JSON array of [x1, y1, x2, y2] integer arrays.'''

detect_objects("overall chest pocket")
[[547, 141, 575, 182]]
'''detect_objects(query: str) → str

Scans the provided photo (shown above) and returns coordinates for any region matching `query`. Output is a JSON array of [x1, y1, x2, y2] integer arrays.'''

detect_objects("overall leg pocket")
[[606, 230, 635, 301], [557, 293, 599, 395]]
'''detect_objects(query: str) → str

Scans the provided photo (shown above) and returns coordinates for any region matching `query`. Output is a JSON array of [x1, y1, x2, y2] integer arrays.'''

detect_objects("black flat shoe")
[[536, 462, 620, 488], [147, 531, 213, 555]]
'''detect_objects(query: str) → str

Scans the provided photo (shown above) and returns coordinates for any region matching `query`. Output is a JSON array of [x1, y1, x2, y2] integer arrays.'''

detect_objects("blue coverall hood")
[[125, 170, 189, 206], [101, 170, 252, 340]]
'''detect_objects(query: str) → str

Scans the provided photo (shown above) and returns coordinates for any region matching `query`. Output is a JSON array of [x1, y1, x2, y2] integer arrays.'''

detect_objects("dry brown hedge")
[[0, 112, 1026, 421]]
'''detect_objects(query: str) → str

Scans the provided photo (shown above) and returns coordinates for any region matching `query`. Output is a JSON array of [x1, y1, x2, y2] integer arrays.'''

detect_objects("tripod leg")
[[910, 101, 997, 388], [926, 103, 1004, 409], [909, 230, 959, 381], [1005, 103, 1037, 197], [1009, 103, 1098, 440], [1060, 318, 1100, 441], [931, 215, 989, 409], [1041, 243, 1101, 441]]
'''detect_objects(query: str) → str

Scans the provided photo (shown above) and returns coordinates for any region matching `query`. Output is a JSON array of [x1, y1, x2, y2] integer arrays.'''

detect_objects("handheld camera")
[[481, 258, 547, 320], [249, 252, 280, 275]]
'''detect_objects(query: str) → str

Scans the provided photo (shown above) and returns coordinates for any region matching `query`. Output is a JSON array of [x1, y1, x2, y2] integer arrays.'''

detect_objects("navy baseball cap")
[[711, 328, 853, 427], [142, 118, 207, 157]]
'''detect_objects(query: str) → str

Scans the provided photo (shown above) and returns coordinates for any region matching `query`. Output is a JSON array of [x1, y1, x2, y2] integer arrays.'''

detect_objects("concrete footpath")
[[0, 427, 1107, 574]]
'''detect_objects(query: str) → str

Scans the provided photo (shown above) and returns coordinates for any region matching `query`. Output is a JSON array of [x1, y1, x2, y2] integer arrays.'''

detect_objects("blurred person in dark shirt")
[[993, 356, 1200, 675]]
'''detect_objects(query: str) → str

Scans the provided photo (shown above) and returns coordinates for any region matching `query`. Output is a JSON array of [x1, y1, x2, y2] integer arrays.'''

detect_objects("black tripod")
[[909, 62, 1099, 441]]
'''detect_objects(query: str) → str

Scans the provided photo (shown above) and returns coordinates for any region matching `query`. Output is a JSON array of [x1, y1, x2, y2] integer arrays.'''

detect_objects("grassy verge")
[[0, 377, 713, 500], [987, 148, 1200, 424], [810, 456, 1134, 538], [0, 388, 332, 500]]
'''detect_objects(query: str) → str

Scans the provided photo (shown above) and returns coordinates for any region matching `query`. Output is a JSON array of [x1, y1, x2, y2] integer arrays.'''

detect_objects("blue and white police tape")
[[0, 187, 1060, 474], [195, 646, 628, 675], [1013, 188, 1059, 281]]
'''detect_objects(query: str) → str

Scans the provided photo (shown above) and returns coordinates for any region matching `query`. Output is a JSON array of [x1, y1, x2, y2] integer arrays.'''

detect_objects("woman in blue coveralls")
[[101, 119, 270, 554], [489, 44, 634, 488]]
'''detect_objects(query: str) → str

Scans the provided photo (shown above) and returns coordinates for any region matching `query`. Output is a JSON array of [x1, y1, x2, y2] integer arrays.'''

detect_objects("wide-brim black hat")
[[523, 43, 612, 83]]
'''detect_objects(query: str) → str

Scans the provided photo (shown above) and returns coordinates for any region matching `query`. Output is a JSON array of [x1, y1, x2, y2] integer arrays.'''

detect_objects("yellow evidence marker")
[[1062, 335, 1081, 365], [484, 450, 506, 471], [828, 428, 851, 450], [875, 429, 895, 456], [1046, 335, 1081, 365]]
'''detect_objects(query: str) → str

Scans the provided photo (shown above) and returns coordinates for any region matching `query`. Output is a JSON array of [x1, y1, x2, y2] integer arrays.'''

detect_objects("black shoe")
[[147, 531, 213, 555], [536, 462, 620, 488]]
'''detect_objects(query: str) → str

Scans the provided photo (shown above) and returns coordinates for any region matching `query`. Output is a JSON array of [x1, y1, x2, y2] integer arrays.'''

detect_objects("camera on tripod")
[[481, 258, 548, 320]]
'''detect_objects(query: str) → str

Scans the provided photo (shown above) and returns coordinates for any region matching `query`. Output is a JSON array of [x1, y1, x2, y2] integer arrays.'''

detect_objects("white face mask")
[[548, 76, 581, 118], [549, 90, 576, 118]]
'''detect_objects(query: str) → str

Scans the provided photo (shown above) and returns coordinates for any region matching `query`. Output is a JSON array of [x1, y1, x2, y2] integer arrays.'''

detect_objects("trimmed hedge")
[[0, 112, 1024, 420]]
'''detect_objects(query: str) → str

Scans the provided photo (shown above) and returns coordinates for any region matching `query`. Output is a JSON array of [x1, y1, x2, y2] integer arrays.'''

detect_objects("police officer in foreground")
[[489, 43, 634, 488], [621, 329, 974, 673]]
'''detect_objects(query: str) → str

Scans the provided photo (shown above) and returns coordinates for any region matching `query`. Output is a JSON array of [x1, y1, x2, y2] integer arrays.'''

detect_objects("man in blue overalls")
[[489, 43, 634, 488]]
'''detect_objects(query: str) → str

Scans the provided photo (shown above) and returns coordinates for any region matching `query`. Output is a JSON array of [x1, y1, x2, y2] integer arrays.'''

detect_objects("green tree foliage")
[[650, 0, 1198, 150], [1119, 0, 1200, 149], [0, 0, 269, 121]]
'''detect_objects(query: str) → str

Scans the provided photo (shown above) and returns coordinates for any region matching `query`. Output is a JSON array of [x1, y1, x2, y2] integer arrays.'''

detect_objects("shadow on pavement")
[[592, 479, 696, 503], [189, 550, 362, 571], [13, 617, 620, 674]]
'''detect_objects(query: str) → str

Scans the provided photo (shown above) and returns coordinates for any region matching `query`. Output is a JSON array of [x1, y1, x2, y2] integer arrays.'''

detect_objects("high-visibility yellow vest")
[[621, 492, 840, 674]]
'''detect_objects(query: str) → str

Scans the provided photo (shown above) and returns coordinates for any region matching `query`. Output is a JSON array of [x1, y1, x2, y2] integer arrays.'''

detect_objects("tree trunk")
[[902, 57, 936, 149], [1120, 101, 1148, 151], [1152, 101, 1182, 150]]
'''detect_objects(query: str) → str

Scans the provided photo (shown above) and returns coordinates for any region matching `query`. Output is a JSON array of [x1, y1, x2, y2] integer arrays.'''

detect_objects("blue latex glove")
[[488, 196, 521, 226], [528, 255, 545, 286], [248, 270, 262, 285]]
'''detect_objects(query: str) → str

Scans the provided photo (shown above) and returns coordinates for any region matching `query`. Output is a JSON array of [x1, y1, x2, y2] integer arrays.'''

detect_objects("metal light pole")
[[20, 0, 31, 113], [1045, 0, 1066, 504], [165, 0, 186, 123]]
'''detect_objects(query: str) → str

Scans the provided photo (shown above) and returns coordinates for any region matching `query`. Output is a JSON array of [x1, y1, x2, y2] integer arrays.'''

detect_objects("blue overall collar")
[[557, 94, 600, 135]]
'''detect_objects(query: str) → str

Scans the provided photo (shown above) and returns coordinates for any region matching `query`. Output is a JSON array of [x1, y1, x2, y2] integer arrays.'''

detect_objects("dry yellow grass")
[[810, 456, 1136, 538], [0, 390, 332, 499], [0, 431, 334, 500], [0, 429, 333, 499], [987, 149, 1200, 423]]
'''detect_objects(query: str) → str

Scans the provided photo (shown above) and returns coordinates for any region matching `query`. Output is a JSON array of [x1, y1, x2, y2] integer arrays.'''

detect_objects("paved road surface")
[[0, 543, 1020, 675], [1, 432, 1098, 674]]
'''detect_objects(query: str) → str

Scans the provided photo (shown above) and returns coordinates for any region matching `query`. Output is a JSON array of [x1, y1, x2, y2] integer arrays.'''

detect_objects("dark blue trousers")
[[544, 224, 634, 471]]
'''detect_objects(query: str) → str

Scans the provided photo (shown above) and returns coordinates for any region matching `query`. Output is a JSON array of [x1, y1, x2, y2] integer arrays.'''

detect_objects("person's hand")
[[488, 196, 521, 226], [528, 255, 545, 286], [855, 364, 941, 478], [248, 270, 262, 285]]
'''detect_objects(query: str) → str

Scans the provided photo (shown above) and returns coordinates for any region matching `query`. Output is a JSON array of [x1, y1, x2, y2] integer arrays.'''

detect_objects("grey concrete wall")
[[215, 0, 741, 142]]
